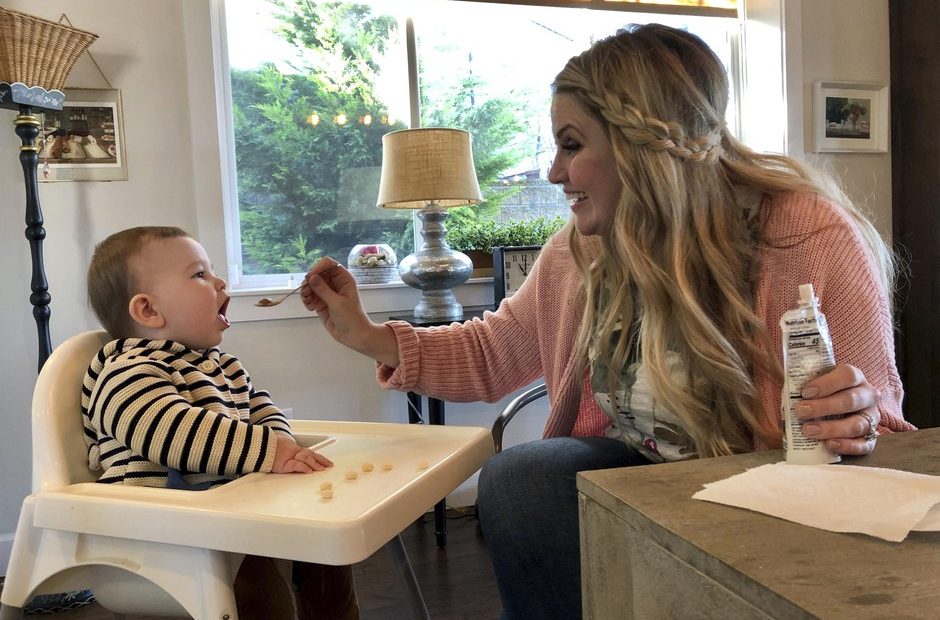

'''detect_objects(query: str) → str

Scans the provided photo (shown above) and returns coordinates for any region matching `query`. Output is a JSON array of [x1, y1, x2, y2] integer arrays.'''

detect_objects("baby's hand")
[[272, 435, 334, 473]]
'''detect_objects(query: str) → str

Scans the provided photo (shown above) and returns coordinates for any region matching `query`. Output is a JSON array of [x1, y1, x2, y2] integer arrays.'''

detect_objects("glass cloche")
[[347, 243, 399, 284]]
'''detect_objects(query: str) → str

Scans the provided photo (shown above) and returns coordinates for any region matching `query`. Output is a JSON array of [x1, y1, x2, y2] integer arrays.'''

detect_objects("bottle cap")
[[799, 283, 816, 306]]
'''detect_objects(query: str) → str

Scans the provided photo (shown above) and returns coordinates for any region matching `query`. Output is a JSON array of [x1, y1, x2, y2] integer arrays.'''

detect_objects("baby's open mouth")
[[218, 298, 231, 327]]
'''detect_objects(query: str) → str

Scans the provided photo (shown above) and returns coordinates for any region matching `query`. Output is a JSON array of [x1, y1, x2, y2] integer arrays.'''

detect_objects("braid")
[[596, 90, 722, 163], [560, 53, 723, 164]]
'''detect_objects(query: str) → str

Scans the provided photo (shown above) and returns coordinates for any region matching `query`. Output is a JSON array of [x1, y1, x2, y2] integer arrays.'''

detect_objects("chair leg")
[[0, 604, 24, 619], [2, 496, 239, 620], [1, 498, 44, 609], [384, 535, 430, 620], [185, 551, 241, 620]]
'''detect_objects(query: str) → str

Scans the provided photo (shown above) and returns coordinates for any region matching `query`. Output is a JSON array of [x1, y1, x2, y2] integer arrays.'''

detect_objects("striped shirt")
[[82, 338, 292, 487]]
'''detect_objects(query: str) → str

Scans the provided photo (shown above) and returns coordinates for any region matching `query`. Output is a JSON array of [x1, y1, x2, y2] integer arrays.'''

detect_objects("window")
[[219, 0, 740, 290]]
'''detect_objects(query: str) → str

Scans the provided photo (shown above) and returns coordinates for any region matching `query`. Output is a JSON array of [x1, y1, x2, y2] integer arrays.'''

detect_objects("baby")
[[82, 226, 357, 620]]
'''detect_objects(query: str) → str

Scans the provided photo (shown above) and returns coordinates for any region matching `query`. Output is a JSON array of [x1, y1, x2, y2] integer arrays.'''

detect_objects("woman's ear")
[[128, 293, 165, 329]]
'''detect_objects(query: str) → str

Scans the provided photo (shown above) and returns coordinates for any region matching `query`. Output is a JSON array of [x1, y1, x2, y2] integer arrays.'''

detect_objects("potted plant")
[[447, 216, 566, 277]]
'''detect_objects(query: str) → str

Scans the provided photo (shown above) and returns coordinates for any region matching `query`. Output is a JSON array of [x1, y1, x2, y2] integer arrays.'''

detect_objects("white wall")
[[0, 0, 891, 574], [798, 0, 893, 235]]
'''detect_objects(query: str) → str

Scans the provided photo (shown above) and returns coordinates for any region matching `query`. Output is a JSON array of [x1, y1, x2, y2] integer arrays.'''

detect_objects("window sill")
[[227, 278, 496, 323]]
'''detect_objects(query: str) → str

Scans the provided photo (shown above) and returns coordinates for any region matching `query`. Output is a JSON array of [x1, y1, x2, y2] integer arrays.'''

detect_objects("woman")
[[302, 24, 914, 619]]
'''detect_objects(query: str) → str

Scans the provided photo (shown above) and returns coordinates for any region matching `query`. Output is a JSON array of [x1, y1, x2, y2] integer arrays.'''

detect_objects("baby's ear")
[[128, 293, 165, 329]]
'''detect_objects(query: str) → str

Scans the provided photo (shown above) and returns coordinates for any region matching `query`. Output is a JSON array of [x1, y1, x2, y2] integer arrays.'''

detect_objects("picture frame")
[[813, 81, 888, 153], [38, 88, 127, 181]]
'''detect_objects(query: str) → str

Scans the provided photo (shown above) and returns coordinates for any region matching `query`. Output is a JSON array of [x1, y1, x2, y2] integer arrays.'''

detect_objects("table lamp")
[[377, 127, 482, 320]]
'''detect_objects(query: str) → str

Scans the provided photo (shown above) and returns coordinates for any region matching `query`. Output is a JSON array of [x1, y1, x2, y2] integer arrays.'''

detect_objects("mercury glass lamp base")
[[412, 290, 464, 321], [397, 206, 473, 321]]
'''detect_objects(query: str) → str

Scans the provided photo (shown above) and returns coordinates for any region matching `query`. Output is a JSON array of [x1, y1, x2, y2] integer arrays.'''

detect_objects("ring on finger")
[[858, 410, 878, 442]]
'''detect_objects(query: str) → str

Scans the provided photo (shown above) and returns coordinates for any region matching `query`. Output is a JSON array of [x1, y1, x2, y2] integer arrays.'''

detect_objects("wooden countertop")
[[578, 427, 940, 619]]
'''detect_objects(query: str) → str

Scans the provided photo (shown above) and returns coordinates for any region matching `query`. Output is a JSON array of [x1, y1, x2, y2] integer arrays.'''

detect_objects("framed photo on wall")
[[39, 88, 127, 181], [813, 81, 889, 153]]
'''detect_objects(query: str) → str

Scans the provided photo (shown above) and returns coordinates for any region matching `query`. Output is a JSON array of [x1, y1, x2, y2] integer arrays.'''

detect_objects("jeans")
[[477, 437, 649, 620], [165, 468, 214, 491]]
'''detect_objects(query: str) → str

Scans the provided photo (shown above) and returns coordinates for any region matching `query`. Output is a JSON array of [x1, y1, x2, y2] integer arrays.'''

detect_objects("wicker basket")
[[0, 9, 98, 91]]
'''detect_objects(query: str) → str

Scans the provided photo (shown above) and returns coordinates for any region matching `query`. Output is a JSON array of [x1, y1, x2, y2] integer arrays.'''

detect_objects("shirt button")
[[200, 360, 215, 372]]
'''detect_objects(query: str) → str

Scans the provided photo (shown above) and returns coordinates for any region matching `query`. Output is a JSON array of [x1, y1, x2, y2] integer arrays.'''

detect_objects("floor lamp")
[[0, 8, 98, 613], [0, 8, 97, 369]]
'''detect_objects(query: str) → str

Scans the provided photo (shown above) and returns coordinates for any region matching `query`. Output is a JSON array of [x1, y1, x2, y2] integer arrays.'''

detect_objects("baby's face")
[[131, 236, 231, 350]]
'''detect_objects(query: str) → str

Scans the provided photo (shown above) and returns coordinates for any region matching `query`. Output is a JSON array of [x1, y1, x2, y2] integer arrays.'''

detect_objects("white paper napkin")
[[692, 462, 940, 542]]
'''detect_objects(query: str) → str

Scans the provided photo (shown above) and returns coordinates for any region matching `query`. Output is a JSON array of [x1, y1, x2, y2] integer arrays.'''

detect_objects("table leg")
[[428, 397, 444, 426], [407, 392, 423, 424], [428, 397, 447, 548]]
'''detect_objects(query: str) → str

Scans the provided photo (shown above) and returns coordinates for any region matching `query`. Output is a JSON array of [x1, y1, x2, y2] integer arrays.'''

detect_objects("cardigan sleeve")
[[87, 358, 279, 475], [376, 306, 546, 404], [808, 210, 911, 434], [756, 193, 914, 442], [376, 243, 557, 403]]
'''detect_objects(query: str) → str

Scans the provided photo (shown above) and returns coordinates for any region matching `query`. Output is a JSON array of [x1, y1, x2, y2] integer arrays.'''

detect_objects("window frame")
[[201, 0, 788, 323]]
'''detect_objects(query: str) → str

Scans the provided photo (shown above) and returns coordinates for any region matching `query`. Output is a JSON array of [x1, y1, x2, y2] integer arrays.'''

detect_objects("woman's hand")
[[301, 257, 400, 367], [795, 364, 881, 456], [301, 257, 364, 331]]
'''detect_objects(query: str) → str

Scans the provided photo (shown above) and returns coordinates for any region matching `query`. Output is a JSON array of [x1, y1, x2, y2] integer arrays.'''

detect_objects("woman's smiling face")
[[547, 93, 622, 237]]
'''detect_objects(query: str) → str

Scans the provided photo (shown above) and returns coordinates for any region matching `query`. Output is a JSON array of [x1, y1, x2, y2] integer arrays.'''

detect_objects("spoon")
[[255, 282, 304, 307], [255, 263, 341, 307]]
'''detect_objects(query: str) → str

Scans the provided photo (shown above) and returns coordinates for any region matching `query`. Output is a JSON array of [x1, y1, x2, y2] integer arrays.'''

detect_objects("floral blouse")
[[590, 319, 697, 463]]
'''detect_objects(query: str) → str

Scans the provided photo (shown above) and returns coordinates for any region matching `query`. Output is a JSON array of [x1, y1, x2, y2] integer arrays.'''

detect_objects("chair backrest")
[[32, 330, 110, 491], [491, 383, 548, 453]]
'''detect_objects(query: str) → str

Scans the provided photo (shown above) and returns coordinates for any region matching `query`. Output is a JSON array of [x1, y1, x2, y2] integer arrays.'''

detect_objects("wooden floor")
[[3, 509, 502, 620]]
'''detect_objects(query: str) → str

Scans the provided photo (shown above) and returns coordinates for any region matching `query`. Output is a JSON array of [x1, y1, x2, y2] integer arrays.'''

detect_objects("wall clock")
[[492, 245, 542, 308]]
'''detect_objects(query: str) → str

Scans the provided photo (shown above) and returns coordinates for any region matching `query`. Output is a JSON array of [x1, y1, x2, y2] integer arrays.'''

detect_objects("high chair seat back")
[[31, 330, 108, 490]]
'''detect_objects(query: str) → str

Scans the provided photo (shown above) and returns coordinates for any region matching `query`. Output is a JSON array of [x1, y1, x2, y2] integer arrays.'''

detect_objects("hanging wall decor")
[[813, 80, 889, 153], [39, 87, 126, 181]]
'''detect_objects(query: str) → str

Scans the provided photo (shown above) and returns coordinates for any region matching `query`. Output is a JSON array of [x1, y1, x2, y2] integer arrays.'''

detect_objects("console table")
[[578, 428, 940, 619], [388, 309, 487, 548]]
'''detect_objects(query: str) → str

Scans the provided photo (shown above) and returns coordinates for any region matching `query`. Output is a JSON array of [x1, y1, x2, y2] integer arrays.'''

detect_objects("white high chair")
[[0, 331, 494, 619]]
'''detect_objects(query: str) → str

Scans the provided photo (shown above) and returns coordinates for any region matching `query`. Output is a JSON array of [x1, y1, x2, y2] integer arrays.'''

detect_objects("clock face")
[[493, 245, 542, 307]]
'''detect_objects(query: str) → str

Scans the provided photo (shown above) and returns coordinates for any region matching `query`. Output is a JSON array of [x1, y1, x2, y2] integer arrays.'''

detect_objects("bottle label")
[[780, 307, 840, 464]]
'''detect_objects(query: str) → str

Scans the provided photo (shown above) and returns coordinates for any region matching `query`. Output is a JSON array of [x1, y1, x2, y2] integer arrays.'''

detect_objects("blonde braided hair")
[[598, 94, 723, 163]]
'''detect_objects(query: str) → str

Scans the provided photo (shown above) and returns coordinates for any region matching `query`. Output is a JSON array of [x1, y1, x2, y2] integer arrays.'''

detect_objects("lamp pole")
[[1, 84, 62, 371], [13, 105, 52, 371]]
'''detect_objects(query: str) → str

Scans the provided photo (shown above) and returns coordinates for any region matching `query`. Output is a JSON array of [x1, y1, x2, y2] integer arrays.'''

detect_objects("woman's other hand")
[[301, 257, 400, 366], [795, 364, 881, 456]]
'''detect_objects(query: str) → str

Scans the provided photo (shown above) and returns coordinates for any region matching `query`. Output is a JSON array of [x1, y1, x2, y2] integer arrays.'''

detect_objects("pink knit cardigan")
[[378, 192, 914, 448]]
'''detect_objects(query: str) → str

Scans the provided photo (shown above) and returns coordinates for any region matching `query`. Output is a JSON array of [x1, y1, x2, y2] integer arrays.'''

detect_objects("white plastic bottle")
[[780, 283, 840, 465]]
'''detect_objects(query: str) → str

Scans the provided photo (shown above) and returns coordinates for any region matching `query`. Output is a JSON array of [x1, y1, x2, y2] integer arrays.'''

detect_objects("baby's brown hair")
[[87, 226, 190, 338]]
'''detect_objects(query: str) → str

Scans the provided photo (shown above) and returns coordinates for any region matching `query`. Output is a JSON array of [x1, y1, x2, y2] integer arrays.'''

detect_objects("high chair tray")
[[31, 420, 493, 565]]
